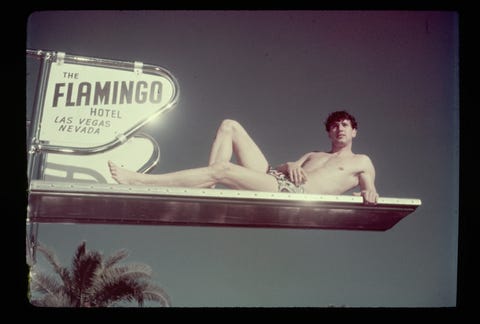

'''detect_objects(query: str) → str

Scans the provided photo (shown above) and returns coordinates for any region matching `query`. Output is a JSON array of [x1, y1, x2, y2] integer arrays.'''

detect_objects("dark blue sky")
[[27, 11, 458, 307]]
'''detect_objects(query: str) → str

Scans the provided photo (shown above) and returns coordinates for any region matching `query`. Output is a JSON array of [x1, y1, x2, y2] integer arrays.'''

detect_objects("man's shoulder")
[[353, 154, 374, 167], [354, 153, 371, 159], [310, 151, 329, 157]]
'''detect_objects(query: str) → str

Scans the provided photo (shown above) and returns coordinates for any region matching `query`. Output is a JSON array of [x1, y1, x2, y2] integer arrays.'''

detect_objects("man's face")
[[327, 119, 357, 145]]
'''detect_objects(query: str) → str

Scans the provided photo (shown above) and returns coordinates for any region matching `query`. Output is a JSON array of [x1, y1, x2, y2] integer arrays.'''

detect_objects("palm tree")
[[29, 241, 171, 307]]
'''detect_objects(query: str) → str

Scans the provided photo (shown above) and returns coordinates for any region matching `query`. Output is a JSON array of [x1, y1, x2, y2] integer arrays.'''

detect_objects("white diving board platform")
[[27, 180, 421, 231]]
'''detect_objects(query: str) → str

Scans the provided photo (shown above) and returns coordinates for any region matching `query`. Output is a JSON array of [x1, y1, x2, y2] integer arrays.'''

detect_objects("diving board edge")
[[27, 180, 421, 231], [28, 180, 422, 206]]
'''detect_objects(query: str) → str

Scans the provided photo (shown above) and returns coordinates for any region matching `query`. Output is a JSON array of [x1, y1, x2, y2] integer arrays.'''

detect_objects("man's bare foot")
[[108, 160, 145, 185]]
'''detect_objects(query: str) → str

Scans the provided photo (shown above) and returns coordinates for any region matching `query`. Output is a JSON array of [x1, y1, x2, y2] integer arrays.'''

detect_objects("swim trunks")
[[267, 167, 305, 193]]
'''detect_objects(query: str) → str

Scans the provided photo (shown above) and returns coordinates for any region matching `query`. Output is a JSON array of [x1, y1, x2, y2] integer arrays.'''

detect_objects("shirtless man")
[[108, 111, 379, 204]]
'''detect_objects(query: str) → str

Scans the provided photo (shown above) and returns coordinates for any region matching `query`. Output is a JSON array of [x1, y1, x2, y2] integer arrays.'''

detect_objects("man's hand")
[[353, 190, 379, 205], [286, 162, 308, 186]]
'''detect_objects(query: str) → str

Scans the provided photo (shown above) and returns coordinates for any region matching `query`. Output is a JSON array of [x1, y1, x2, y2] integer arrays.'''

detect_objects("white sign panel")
[[38, 60, 176, 147], [44, 135, 159, 183]]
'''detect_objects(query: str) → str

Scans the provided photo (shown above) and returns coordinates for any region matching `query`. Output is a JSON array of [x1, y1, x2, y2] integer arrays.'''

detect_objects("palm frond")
[[103, 248, 129, 269], [91, 277, 140, 307], [31, 293, 74, 307], [90, 263, 151, 302], [36, 242, 74, 294], [30, 241, 170, 307], [36, 243, 65, 276], [71, 249, 102, 306], [103, 263, 152, 281], [73, 241, 87, 261], [140, 283, 172, 307], [30, 271, 63, 296], [92, 263, 152, 293]]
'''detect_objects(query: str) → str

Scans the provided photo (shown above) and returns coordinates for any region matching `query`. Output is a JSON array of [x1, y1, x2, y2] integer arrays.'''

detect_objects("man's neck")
[[330, 144, 353, 155]]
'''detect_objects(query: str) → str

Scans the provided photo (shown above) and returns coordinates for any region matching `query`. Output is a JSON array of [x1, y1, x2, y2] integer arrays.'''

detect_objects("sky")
[[26, 10, 459, 307]]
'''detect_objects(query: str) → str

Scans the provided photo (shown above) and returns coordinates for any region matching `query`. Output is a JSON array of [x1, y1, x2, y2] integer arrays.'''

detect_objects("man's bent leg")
[[213, 161, 278, 192], [209, 119, 269, 172]]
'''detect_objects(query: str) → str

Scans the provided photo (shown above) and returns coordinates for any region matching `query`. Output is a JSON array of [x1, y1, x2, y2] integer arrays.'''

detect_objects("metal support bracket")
[[56, 52, 65, 65], [134, 61, 143, 75]]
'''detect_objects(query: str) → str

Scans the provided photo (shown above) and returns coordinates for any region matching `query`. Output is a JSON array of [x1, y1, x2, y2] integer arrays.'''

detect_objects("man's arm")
[[355, 155, 379, 204], [275, 152, 313, 186]]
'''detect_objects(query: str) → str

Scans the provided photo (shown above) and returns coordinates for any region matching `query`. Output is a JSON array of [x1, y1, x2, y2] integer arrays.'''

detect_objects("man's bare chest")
[[302, 153, 360, 175]]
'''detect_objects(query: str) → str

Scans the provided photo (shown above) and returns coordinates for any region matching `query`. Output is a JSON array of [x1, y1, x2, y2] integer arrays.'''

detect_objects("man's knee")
[[209, 161, 233, 181], [218, 119, 241, 135]]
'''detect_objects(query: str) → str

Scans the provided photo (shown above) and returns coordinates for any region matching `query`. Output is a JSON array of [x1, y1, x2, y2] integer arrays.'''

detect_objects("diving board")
[[27, 180, 421, 231]]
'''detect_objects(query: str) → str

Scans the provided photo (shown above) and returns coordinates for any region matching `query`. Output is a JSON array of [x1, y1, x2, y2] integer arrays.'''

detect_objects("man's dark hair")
[[324, 110, 358, 132]]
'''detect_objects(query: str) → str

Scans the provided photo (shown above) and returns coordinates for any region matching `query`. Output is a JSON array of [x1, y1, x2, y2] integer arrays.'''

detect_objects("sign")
[[43, 134, 160, 183], [37, 53, 178, 149]]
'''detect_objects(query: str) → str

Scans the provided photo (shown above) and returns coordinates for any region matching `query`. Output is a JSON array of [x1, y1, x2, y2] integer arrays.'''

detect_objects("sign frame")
[[26, 49, 179, 180]]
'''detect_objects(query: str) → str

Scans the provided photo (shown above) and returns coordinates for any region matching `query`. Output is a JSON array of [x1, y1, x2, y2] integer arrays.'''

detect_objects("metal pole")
[[26, 50, 51, 266], [27, 51, 51, 182], [26, 222, 39, 266]]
